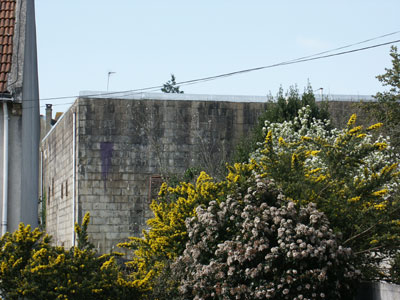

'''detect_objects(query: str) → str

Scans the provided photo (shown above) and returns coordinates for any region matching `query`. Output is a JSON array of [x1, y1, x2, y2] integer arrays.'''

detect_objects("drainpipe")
[[72, 111, 76, 246], [40, 149, 43, 226], [2, 102, 9, 235]]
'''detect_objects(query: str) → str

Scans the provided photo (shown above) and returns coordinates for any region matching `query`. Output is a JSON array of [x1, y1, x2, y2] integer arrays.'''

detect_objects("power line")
[[30, 32, 400, 105], [276, 30, 400, 63], [176, 39, 400, 88]]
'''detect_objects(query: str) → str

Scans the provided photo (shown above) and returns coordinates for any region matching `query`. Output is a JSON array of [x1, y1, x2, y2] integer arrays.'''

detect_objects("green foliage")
[[122, 107, 400, 296], [254, 107, 400, 280], [363, 46, 400, 151], [118, 165, 255, 296], [0, 213, 137, 300], [122, 155, 361, 298], [234, 83, 329, 163], [164, 166, 202, 188], [39, 192, 46, 231], [161, 74, 184, 94]]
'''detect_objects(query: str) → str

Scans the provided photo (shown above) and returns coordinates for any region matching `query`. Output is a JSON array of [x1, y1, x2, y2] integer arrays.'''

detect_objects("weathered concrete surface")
[[356, 282, 400, 300], [42, 96, 267, 252], [41, 93, 377, 253], [42, 108, 75, 246]]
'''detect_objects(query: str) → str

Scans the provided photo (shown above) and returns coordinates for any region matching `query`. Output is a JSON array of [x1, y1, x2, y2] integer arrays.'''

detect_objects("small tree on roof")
[[161, 74, 184, 94]]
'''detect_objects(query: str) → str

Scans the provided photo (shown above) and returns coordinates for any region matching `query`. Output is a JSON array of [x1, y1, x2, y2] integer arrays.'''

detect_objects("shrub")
[[174, 177, 358, 299], [118, 170, 237, 294], [253, 106, 400, 280], [122, 106, 400, 294], [0, 213, 137, 300], [233, 83, 329, 163]]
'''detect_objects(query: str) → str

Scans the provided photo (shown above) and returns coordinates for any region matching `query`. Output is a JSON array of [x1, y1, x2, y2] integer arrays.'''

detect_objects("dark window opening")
[[148, 175, 163, 203], [52, 178, 54, 197], [66, 179, 68, 197]]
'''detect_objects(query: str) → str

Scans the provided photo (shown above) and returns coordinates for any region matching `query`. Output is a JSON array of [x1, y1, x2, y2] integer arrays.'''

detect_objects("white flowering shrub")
[[255, 106, 397, 187], [251, 106, 400, 280], [174, 177, 358, 300]]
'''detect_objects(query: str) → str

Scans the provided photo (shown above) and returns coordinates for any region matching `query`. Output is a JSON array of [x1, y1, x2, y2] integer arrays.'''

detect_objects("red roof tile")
[[0, 0, 15, 93]]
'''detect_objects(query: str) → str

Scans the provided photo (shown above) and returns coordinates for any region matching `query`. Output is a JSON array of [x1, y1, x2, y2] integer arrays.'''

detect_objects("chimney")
[[45, 104, 52, 133]]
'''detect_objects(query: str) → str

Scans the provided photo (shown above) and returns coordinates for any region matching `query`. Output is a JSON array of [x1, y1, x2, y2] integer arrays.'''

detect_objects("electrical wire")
[[175, 39, 400, 88], [24, 32, 400, 107]]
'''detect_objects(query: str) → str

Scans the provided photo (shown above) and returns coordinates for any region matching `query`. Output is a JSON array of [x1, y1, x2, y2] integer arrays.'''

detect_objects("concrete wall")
[[41, 105, 76, 247], [42, 95, 375, 253], [356, 282, 400, 300], [78, 97, 267, 253], [326, 100, 370, 128], [42, 97, 267, 252]]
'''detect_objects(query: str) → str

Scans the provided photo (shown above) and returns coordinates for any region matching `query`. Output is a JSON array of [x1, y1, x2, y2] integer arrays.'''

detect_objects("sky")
[[35, 1, 400, 114]]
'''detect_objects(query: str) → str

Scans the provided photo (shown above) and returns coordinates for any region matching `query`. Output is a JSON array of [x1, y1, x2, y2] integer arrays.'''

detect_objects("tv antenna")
[[107, 71, 116, 91]]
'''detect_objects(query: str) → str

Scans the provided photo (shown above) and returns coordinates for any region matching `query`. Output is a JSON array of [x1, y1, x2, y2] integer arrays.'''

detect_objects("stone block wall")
[[42, 95, 372, 254], [42, 96, 267, 253], [41, 106, 76, 247], [356, 282, 400, 300], [76, 98, 267, 253], [326, 100, 371, 128]]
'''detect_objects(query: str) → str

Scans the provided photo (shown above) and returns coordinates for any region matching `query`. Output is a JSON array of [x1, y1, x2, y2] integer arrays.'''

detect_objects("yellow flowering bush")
[[119, 165, 255, 297], [0, 213, 137, 300], [253, 107, 400, 280], [122, 152, 361, 299], [122, 106, 400, 294]]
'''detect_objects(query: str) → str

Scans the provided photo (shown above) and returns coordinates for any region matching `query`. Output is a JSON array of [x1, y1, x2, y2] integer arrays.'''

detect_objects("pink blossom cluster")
[[174, 177, 358, 299]]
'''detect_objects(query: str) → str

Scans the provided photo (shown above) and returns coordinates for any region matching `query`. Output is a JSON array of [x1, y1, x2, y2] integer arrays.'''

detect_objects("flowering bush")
[[234, 84, 329, 163], [174, 177, 358, 300], [122, 106, 400, 295], [253, 107, 400, 279], [122, 162, 360, 298], [0, 213, 136, 300], [118, 169, 247, 294]]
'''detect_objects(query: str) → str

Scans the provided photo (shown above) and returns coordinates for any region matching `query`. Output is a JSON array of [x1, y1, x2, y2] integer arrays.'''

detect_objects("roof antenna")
[[107, 71, 116, 91]]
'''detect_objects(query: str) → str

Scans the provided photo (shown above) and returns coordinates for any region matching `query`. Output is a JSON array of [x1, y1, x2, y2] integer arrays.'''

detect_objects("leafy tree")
[[161, 74, 184, 94], [234, 83, 329, 163], [363, 45, 400, 151], [0, 213, 136, 300]]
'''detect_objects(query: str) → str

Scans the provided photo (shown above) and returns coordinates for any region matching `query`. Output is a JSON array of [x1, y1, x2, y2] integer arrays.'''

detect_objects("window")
[[48, 186, 51, 204], [66, 179, 68, 197], [61, 183, 63, 199], [52, 178, 54, 197], [148, 175, 163, 202]]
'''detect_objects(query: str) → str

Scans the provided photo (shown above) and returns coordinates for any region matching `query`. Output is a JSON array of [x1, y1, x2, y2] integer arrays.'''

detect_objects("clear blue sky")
[[35, 1, 400, 114]]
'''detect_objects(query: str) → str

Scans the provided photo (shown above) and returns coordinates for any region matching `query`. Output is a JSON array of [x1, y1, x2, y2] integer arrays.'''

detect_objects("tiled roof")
[[0, 0, 15, 93]]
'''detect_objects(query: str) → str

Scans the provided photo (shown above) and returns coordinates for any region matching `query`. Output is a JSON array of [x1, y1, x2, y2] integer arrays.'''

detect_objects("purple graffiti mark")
[[100, 142, 113, 189]]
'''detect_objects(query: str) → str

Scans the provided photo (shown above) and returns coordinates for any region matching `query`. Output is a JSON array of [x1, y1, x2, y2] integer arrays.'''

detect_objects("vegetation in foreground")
[[0, 214, 137, 300], [1, 48, 399, 299]]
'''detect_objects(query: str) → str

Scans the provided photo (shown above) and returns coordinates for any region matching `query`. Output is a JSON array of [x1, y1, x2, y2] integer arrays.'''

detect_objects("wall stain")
[[100, 142, 113, 189]]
